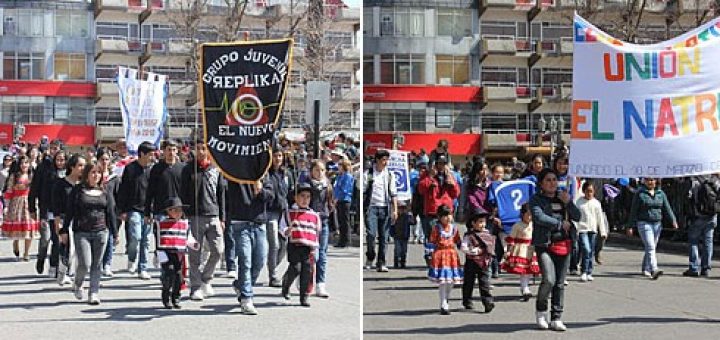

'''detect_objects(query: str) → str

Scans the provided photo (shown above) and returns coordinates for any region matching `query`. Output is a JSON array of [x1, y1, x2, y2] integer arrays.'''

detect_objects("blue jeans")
[[637, 221, 662, 273], [688, 215, 716, 273], [231, 221, 267, 299], [127, 211, 151, 271], [578, 232, 597, 275], [394, 238, 408, 262], [224, 222, 236, 272], [315, 217, 329, 284], [365, 206, 390, 265], [536, 248, 571, 321], [102, 220, 116, 269]]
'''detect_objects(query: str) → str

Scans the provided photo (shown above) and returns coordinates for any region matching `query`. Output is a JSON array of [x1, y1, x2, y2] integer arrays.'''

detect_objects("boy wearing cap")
[[281, 183, 321, 307], [390, 202, 414, 268], [461, 208, 496, 313], [156, 197, 198, 309]]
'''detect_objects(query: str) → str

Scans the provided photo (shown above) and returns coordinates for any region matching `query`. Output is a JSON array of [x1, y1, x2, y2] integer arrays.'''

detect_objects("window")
[[365, 104, 426, 132], [3, 9, 46, 37], [481, 21, 526, 38], [363, 56, 374, 84], [380, 7, 424, 37], [97, 22, 140, 40], [2, 52, 45, 80], [531, 22, 572, 40], [363, 9, 373, 35], [436, 55, 470, 85], [54, 53, 86, 80], [437, 9, 471, 37], [380, 54, 425, 84], [55, 11, 88, 38], [480, 113, 525, 133], [482, 67, 528, 85], [0, 96, 45, 124]]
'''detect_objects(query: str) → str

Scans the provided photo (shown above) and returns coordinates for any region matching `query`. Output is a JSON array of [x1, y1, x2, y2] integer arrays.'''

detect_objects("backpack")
[[696, 177, 720, 216]]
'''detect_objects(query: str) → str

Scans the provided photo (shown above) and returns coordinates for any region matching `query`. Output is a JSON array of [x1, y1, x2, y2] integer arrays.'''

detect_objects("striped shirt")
[[157, 219, 190, 251], [287, 207, 321, 248]]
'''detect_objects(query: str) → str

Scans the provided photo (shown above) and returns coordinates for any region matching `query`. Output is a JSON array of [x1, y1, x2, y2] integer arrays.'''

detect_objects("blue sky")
[[344, 0, 361, 8]]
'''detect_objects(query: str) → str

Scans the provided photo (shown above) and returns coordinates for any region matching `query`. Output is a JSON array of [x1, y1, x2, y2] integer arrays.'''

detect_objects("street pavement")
[[0, 237, 361, 340], [364, 239, 720, 340]]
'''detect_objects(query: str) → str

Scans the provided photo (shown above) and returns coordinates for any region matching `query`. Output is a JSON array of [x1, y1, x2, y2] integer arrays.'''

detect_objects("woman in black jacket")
[[52, 154, 86, 286], [60, 159, 117, 305], [304, 159, 335, 298], [529, 168, 581, 332], [97, 148, 121, 277], [34, 150, 67, 276]]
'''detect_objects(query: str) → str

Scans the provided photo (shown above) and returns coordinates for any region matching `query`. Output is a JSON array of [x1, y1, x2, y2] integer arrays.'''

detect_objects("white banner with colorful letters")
[[117, 66, 168, 154], [570, 14, 720, 178], [386, 149, 411, 201]]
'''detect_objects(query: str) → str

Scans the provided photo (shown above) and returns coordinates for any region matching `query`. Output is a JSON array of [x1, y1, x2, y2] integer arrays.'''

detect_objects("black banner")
[[200, 39, 292, 183]]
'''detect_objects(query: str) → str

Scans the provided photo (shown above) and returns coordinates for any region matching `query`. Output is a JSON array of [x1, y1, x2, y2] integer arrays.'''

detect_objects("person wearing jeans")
[[686, 215, 716, 276], [529, 168, 581, 332], [117, 141, 155, 279], [629, 177, 678, 280], [364, 151, 398, 272], [61, 159, 116, 305], [265, 150, 292, 288], [304, 160, 334, 297], [575, 181, 608, 282], [227, 179, 274, 315]]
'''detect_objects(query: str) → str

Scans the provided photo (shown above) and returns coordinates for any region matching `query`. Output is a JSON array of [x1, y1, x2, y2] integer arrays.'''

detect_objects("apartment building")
[[94, 0, 360, 143], [363, 0, 712, 159], [0, 0, 96, 145], [0, 0, 359, 146]]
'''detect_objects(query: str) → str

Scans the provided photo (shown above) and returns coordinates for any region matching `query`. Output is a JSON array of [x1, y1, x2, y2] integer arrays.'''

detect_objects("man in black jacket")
[[29, 140, 63, 276], [227, 178, 274, 315], [181, 141, 227, 301], [146, 140, 185, 219], [117, 141, 155, 280]]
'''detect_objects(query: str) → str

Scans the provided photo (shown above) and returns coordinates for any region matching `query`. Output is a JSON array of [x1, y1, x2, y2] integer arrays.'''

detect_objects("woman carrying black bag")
[[529, 168, 581, 332]]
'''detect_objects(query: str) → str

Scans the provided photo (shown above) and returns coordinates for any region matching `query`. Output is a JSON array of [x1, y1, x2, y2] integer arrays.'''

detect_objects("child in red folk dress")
[[502, 203, 541, 301], [461, 208, 495, 313], [427, 204, 463, 315], [1, 155, 39, 261]]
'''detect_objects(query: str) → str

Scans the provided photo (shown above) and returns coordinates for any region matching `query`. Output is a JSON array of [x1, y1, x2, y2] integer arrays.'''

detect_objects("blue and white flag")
[[490, 179, 536, 234], [387, 149, 411, 201], [117, 66, 168, 154]]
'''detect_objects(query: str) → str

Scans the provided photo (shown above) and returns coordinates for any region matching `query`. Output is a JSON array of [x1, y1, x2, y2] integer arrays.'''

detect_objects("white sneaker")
[[138, 271, 151, 280], [88, 293, 101, 305], [201, 283, 215, 297], [57, 265, 67, 286], [226, 271, 238, 279], [72, 282, 84, 301], [563, 280, 569, 286], [127, 261, 137, 274], [587, 274, 594, 281], [643, 271, 652, 278], [190, 289, 205, 301], [61, 276, 73, 286], [48, 267, 57, 279], [102, 267, 114, 277], [240, 299, 258, 315], [550, 320, 567, 331], [580, 273, 588, 282], [536, 311, 549, 330], [364, 260, 373, 270], [521, 287, 532, 296], [316, 283, 330, 298]]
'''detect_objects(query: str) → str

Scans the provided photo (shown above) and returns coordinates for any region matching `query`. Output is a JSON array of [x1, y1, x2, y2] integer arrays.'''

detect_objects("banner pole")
[[314, 99, 320, 159]]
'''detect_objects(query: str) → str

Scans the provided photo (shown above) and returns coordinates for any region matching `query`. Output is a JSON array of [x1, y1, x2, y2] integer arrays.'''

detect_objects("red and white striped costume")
[[287, 207, 321, 248]]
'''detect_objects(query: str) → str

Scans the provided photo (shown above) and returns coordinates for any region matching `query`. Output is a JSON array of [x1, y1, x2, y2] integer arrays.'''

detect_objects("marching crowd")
[[0, 133, 360, 315], [364, 140, 718, 332]]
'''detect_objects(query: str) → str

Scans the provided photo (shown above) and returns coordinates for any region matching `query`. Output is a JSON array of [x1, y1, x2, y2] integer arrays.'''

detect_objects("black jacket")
[[51, 177, 76, 218], [180, 162, 226, 219], [105, 173, 121, 215], [266, 167, 293, 221], [29, 156, 57, 219], [145, 160, 184, 215], [529, 193, 581, 248], [303, 177, 334, 218], [61, 185, 117, 235], [117, 160, 151, 214], [226, 179, 274, 224]]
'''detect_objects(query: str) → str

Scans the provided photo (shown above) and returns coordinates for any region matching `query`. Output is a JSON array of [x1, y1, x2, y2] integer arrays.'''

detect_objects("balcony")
[[482, 36, 525, 55], [142, 40, 191, 67], [335, 7, 361, 21], [560, 37, 573, 54], [558, 0, 588, 8], [483, 133, 519, 149], [482, 82, 533, 103], [95, 38, 140, 65], [560, 83, 572, 100], [681, 0, 713, 12], [169, 82, 195, 98], [340, 45, 360, 62]]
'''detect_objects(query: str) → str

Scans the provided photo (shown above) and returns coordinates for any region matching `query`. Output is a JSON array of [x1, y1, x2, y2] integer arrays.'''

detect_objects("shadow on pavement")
[[364, 276, 428, 282], [597, 316, 720, 324], [363, 321, 609, 334]]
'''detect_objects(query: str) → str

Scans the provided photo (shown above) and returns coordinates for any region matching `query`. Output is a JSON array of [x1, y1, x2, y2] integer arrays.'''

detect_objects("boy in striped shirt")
[[281, 183, 321, 307], [156, 197, 198, 309]]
